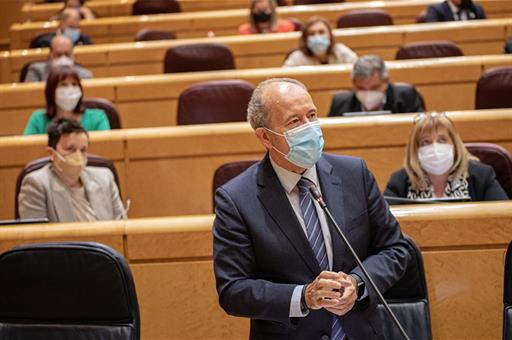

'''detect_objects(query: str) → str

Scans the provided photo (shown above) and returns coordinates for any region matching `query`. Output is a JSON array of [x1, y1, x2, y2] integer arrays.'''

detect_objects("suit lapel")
[[350, 93, 362, 112], [49, 170, 76, 222], [82, 170, 108, 220], [442, 1, 456, 20], [316, 157, 348, 272], [257, 154, 320, 276], [383, 83, 396, 113]]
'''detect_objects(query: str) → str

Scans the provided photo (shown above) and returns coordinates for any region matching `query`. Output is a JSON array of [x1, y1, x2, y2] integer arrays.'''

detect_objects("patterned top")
[[407, 176, 470, 200]]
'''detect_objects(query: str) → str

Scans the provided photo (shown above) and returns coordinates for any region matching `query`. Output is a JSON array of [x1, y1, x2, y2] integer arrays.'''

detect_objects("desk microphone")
[[308, 184, 410, 340]]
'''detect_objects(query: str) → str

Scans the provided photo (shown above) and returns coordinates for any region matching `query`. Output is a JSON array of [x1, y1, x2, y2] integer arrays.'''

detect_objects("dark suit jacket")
[[384, 161, 508, 201], [424, 0, 486, 22], [213, 153, 410, 340], [32, 32, 93, 49], [327, 83, 425, 117]]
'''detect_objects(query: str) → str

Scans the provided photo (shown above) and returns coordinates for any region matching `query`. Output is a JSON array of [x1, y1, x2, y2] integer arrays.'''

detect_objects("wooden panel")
[[10, 0, 512, 49], [0, 220, 125, 255], [0, 0, 24, 47], [131, 261, 249, 340]]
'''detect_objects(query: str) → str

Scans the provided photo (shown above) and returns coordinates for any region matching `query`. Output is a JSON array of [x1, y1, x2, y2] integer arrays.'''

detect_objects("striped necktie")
[[297, 178, 345, 340]]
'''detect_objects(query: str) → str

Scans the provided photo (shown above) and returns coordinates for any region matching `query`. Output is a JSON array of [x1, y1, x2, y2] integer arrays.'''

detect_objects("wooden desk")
[[10, 0, 512, 49], [0, 201, 509, 339], [21, 0, 252, 22], [1, 55, 512, 136], [0, 110, 511, 221], [2, 18, 511, 84]]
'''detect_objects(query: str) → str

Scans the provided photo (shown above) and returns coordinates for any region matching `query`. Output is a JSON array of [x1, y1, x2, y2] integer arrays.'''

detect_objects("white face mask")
[[307, 35, 330, 56], [52, 56, 74, 68], [418, 143, 454, 175], [56, 86, 82, 112], [355, 90, 385, 111]]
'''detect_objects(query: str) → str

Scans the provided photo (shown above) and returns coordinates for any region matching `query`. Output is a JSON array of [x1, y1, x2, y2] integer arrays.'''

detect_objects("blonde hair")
[[404, 112, 478, 190]]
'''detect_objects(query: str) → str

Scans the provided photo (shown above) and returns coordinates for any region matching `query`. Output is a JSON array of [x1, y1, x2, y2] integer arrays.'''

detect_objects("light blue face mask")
[[307, 35, 330, 55], [63, 27, 81, 43], [265, 121, 324, 169]]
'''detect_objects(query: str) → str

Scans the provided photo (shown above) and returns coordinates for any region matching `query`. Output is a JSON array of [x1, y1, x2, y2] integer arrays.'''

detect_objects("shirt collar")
[[269, 155, 319, 194]]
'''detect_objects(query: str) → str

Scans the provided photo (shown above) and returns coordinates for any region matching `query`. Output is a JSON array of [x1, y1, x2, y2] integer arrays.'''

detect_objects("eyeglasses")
[[413, 111, 449, 124]]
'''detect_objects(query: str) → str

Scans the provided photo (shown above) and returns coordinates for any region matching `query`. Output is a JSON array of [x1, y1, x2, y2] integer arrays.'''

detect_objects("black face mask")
[[253, 11, 272, 23]]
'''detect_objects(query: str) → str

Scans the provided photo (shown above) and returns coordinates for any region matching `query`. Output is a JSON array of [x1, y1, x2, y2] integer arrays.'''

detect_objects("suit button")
[[321, 335, 329, 340]]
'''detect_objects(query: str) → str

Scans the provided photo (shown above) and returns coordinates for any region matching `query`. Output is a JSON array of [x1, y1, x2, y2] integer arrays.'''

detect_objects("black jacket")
[[424, 0, 486, 22], [328, 83, 425, 117], [384, 161, 508, 202]]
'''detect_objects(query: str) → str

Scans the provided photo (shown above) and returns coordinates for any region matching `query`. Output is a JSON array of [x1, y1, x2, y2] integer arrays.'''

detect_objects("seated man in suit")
[[423, 0, 486, 22], [328, 55, 425, 117], [25, 35, 92, 82], [33, 8, 93, 48], [213, 77, 411, 339], [18, 118, 125, 222]]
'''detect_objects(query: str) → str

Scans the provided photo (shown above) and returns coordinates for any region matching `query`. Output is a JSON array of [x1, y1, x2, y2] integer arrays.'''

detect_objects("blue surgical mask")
[[63, 27, 81, 43], [265, 121, 324, 169], [307, 35, 330, 56]]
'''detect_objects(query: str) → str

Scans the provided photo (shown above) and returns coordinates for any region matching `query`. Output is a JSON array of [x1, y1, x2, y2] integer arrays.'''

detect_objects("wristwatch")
[[352, 274, 365, 300], [300, 284, 309, 314]]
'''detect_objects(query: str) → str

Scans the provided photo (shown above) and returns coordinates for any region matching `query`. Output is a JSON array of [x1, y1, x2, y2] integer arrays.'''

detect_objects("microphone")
[[308, 184, 411, 340]]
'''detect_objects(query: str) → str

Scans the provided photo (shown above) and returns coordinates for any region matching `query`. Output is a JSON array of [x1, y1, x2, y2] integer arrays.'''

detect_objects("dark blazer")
[[327, 83, 425, 117], [213, 153, 411, 340], [33, 32, 93, 49], [384, 161, 508, 201], [423, 0, 486, 22]]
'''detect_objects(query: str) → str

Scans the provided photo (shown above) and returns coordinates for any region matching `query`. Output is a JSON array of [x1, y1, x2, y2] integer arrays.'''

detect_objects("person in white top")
[[283, 16, 357, 67]]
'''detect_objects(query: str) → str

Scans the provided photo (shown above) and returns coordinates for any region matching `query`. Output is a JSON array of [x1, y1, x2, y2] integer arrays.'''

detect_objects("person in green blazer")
[[24, 65, 110, 135]]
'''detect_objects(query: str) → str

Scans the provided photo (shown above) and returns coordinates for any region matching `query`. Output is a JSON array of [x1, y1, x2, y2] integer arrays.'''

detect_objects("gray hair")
[[351, 54, 389, 81], [247, 78, 307, 129]]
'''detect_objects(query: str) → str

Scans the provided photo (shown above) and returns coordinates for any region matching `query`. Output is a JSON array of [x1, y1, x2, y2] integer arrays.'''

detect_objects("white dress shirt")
[[269, 157, 334, 317]]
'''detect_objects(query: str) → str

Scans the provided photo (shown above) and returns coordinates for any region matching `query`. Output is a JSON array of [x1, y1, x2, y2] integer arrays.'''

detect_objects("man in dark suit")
[[328, 55, 425, 117], [423, 0, 486, 22], [33, 8, 92, 48], [213, 78, 411, 339]]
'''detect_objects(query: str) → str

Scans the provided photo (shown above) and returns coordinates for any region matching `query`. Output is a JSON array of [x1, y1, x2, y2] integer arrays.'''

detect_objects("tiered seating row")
[[1, 55, 511, 136], [10, 0, 512, 48], [1, 110, 511, 220], [0, 201, 509, 339], [2, 18, 511, 83]]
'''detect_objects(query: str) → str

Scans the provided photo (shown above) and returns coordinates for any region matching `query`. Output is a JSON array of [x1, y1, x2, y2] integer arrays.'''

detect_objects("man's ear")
[[47, 147, 55, 161], [255, 127, 272, 150]]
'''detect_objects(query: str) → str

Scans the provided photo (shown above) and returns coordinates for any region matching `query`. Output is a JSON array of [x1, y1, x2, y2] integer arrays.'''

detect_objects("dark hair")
[[47, 118, 88, 149], [299, 16, 335, 57], [45, 65, 84, 119]]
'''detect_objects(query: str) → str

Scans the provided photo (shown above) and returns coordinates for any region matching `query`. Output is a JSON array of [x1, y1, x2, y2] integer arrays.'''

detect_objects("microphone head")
[[308, 185, 322, 201]]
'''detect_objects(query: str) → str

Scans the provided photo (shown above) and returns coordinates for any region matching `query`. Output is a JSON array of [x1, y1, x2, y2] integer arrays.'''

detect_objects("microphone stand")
[[309, 185, 411, 340]]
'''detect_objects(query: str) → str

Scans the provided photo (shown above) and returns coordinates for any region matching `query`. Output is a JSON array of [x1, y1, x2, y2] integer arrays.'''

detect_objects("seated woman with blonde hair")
[[384, 112, 508, 201], [283, 16, 357, 67]]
